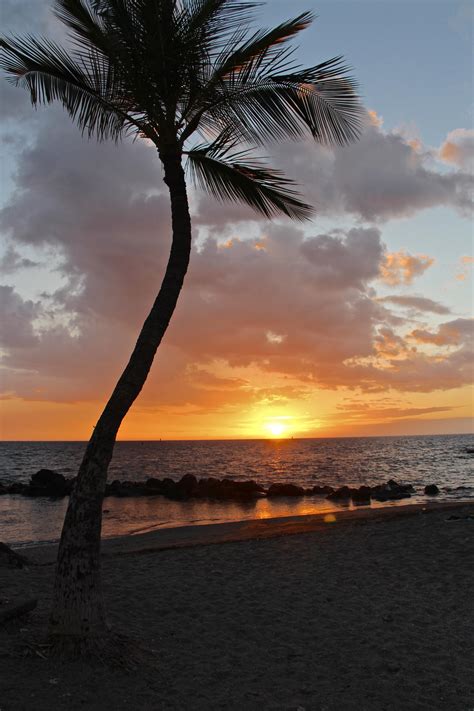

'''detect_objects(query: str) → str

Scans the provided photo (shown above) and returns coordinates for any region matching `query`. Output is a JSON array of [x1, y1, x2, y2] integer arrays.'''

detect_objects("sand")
[[1, 501, 473, 710]]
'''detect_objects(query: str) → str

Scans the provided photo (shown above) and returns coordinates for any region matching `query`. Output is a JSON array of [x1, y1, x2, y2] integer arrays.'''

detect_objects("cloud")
[[337, 401, 456, 421], [409, 318, 473, 346], [258, 117, 473, 225], [0, 108, 472, 406], [0, 246, 39, 273], [367, 109, 383, 128], [0, 285, 39, 348], [456, 255, 474, 281], [0, 38, 472, 415], [438, 129, 474, 170], [378, 295, 451, 315], [379, 251, 434, 285]]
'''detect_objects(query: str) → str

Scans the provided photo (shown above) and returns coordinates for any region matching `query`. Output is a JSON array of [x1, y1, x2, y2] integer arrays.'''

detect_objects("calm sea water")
[[1, 435, 473, 546]]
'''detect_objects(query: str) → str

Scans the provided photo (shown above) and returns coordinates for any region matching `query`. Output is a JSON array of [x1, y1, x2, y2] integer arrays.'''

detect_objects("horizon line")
[[1, 431, 472, 443]]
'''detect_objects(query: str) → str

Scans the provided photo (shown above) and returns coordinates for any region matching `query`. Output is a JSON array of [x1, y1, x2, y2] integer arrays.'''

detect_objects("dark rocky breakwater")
[[0, 468, 444, 505]]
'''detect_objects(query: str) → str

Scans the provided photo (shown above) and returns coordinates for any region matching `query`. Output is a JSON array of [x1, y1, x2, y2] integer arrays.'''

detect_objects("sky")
[[0, 0, 473, 441]]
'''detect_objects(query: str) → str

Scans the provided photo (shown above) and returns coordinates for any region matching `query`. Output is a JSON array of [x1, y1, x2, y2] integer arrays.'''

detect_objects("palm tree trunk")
[[49, 151, 191, 650]]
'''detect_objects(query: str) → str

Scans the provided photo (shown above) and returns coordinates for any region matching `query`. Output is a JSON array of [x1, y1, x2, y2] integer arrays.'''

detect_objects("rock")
[[424, 484, 439, 496], [310, 485, 334, 496], [218, 479, 265, 499], [176, 474, 199, 498], [372, 489, 411, 502], [327, 486, 352, 501], [371, 480, 413, 501], [105, 479, 148, 497], [105, 479, 121, 496], [146, 477, 162, 488], [387, 479, 415, 493], [161, 478, 179, 498], [267, 483, 305, 497], [7, 482, 27, 495], [145, 477, 163, 494], [351, 486, 372, 504], [0, 484, 7, 495], [195, 477, 264, 500], [28, 469, 67, 497]]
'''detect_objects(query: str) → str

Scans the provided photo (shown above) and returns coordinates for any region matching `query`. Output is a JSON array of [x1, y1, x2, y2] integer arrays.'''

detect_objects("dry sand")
[[1, 502, 473, 710]]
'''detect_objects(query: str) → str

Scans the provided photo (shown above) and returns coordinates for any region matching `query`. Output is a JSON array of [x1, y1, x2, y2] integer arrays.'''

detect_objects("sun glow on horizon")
[[265, 420, 288, 438]]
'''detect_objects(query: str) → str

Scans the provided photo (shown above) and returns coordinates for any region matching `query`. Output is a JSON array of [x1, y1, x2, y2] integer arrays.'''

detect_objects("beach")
[[1, 501, 473, 710]]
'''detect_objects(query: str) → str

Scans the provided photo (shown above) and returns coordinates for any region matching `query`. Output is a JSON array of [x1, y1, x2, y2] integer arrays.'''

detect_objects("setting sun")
[[266, 421, 287, 438]]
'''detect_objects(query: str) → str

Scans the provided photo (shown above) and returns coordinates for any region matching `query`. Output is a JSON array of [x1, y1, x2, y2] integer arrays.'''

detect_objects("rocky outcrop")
[[371, 479, 413, 501], [327, 486, 352, 501], [309, 485, 335, 496], [27, 469, 69, 497], [351, 486, 372, 505], [267, 483, 306, 497], [1, 472, 442, 505], [196, 477, 265, 500]]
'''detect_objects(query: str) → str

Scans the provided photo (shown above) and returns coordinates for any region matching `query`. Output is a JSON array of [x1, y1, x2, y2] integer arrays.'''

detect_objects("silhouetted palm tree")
[[1, 0, 361, 653]]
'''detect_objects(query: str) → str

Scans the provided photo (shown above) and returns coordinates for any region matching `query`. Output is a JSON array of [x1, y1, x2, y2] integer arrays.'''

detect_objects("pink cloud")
[[379, 251, 434, 285], [438, 129, 474, 170]]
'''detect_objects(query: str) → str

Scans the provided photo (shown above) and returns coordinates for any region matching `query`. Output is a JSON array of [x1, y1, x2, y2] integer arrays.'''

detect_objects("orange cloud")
[[438, 129, 474, 169], [440, 141, 462, 165], [367, 109, 383, 128], [409, 319, 472, 347], [380, 250, 434, 285], [456, 254, 474, 281]]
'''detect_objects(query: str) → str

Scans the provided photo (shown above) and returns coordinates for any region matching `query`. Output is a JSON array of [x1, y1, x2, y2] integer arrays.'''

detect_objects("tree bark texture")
[[49, 152, 192, 645]]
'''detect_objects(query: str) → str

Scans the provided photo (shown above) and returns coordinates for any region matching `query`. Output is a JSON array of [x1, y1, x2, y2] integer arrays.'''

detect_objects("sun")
[[266, 421, 287, 438]]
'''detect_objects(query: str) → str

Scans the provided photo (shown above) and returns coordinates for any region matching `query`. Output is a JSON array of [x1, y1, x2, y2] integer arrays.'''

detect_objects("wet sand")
[[1, 501, 474, 710]]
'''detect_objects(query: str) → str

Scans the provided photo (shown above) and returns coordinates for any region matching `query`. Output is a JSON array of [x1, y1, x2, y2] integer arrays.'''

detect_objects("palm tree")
[[1, 0, 361, 653]]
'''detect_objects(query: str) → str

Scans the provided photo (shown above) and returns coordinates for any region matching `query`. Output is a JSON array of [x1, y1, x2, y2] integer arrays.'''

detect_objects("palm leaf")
[[187, 136, 313, 220], [53, 0, 109, 53], [212, 11, 314, 81], [180, 12, 313, 129], [184, 0, 262, 53], [0, 34, 144, 140], [209, 59, 362, 146], [181, 14, 362, 147]]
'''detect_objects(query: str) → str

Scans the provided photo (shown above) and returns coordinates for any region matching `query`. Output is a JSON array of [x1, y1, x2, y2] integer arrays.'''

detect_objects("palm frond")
[[192, 56, 361, 147], [53, 0, 109, 53], [184, 0, 262, 52], [181, 10, 362, 148], [180, 11, 313, 126], [213, 11, 314, 81], [187, 137, 313, 220], [0, 34, 141, 140]]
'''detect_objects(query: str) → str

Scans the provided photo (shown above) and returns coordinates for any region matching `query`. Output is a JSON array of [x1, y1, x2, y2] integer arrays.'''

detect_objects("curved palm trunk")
[[49, 152, 191, 647]]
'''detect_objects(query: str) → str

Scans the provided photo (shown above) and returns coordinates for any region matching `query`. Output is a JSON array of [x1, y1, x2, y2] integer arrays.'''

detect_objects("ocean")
[[1, 434, 473, 546]]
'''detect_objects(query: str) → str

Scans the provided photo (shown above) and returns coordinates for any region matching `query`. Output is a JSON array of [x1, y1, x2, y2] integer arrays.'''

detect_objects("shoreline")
[[2, 499, 473, 709], [25, 499, 473, 564]]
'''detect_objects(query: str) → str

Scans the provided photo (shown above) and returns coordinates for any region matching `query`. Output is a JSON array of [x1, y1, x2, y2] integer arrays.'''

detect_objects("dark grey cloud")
[[273, 120, 473, 223], [0, 284, 39, 347], [0, 245, 38, 273], [378, 295, 451, 315]]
